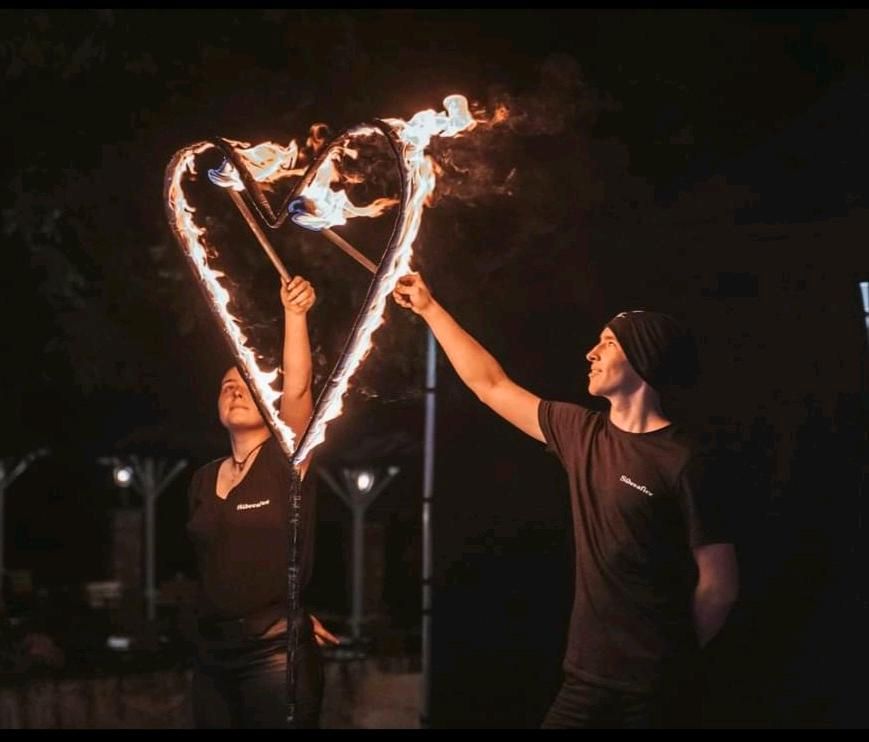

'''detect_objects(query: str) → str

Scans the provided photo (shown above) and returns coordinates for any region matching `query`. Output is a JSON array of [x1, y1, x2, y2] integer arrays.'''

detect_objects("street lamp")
[[318, 464, 400, 644], [99, 455, 187, 623]]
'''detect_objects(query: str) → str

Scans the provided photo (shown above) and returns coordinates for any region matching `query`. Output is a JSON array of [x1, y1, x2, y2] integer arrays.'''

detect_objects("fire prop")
[[164, 95, 476, 724]]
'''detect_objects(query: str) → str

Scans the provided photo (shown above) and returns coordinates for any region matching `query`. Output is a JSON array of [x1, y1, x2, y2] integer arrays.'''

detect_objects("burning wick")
[[289, 197, 376, 274]]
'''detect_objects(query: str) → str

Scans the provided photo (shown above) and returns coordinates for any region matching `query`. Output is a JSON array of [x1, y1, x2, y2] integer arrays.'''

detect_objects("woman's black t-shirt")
[[187, 436, 317, 621]]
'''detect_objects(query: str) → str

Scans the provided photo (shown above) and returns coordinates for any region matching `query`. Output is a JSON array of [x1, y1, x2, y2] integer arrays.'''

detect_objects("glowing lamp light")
[[354, 470, 374, 495], [113, 465, 133, 488]]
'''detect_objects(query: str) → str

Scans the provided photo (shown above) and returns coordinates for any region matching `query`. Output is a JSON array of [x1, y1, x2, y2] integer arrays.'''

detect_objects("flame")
[[289, 146, 398, 230], [166, 94, 478, 467], [291, 94, 474, 464], [207, 139, 307, 190], [166, 144, 297, 458]]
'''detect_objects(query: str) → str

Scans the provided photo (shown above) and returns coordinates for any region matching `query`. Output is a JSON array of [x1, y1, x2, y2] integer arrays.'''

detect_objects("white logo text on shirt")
[[619, 475, 654, 497], [236, 499, 271, 511]]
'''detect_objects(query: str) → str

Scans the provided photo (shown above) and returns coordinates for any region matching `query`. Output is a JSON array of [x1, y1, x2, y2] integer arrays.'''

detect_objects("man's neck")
[[606, 386, 670, 434]]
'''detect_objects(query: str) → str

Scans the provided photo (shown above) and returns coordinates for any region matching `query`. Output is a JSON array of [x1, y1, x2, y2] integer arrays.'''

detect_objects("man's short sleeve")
[[677, 453, 733, 548], [538, 400, 593, 469]]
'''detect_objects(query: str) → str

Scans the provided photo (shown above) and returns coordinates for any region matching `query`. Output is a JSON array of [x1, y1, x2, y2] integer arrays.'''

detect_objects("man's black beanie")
[[606, 310, 699, 389]]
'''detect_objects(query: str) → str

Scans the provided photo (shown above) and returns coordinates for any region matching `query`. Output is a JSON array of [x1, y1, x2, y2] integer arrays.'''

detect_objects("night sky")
[[2, 9, 868, 726]]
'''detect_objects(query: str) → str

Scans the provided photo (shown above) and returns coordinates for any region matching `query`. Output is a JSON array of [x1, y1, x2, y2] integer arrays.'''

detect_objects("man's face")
[[585, 328, 644, 398], [217, 367, 266, 431]]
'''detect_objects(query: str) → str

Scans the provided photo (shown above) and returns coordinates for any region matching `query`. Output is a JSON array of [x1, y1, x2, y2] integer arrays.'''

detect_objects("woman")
[[187, 275, 337, 728]]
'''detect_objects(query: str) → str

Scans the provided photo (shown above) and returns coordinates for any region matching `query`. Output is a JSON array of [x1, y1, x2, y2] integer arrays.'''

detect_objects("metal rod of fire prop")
[[227, 189, 292, 283], [226, 179, 375, 277], [289, 195, 377, 274], [285, 467, 302, 727], [320, 227, 377, 274], [229, 184, 376, 278]]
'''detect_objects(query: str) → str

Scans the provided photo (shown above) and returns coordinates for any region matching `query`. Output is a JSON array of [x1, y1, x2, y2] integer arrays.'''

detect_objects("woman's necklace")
[[230, 439, 267, 474]]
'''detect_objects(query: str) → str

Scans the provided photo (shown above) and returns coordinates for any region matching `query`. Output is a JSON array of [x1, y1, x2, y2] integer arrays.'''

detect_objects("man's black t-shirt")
[[187, 436, 317, 621], [539, 400, 730, 692]]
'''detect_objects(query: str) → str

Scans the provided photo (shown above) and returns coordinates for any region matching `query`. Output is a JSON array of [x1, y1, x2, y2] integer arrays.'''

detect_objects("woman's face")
[[217, 367, 266, 432]]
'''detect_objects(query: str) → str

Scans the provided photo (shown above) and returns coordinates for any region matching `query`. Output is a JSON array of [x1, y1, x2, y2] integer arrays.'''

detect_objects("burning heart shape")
[[164, 95, 475, 466]]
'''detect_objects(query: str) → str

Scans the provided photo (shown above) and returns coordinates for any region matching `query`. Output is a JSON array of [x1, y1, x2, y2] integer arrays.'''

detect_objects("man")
[[393, 272, 738, 728]]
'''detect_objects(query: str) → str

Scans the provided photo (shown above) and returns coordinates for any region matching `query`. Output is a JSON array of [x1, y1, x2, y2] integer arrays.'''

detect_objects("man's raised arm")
[[393, 273, 543, 442]]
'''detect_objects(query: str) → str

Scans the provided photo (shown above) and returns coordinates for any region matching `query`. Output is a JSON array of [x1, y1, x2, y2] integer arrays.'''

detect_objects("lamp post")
[[421, 328, 437, 728], [100, 455, 187, 623], [318, 465, 399, 643], [0, 448, 48, 614], [860, 281, 869, 346]]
